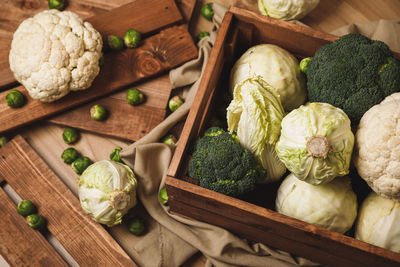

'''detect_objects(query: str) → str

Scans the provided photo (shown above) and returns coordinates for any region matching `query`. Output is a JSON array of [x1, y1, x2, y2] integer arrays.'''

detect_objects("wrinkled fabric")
[[118, 2, 400, 267]]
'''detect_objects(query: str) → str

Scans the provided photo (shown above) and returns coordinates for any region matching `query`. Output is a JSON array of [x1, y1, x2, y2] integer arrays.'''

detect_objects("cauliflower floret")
[[354, 92, 400, 201], [9, 10, 102, 102]]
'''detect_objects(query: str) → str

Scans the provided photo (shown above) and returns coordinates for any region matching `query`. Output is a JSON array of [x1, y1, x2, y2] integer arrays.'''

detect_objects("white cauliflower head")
[[354, 92, 400, 201], [9, 10, 102, 102]]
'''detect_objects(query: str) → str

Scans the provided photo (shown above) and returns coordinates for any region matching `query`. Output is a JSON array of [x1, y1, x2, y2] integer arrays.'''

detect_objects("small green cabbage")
[[78, 160, 137, 227], [258, 0, 320, 21], [356, 192, 400, 253], [276, 174, 357, 233], [227, 76, 286, 183], [230, 44, 306, 111], [276, 102, 354, 185]]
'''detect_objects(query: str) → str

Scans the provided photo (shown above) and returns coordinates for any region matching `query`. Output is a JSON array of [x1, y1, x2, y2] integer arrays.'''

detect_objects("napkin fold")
[[120, 3, 400, 266]]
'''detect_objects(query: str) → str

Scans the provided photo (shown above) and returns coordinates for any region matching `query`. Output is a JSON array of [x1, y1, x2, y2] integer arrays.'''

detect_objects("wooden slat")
[[166, 176, 400, 267], [0, 0, 183, 89], [0, 187, 67, 267], [0, 25, 197, 134], [47, 75, 171, 141], [0, 135, 136, 266]]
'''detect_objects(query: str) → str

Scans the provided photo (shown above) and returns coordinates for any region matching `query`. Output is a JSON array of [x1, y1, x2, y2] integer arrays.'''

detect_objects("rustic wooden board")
[[47, 75, 171, 141], [0, 0, 183, 89], [0, 25, 197, 134], [0, 135, 136, 266], [0, 187, 67, 266]]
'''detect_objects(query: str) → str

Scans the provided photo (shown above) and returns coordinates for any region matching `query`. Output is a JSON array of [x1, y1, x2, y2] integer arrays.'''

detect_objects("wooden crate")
[[165, 7, 400, 267]]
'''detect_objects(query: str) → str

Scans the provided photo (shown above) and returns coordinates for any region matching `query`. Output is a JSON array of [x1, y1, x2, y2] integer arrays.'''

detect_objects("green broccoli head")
[[306, 33, 400, 124], [188, 128, 266, 197]]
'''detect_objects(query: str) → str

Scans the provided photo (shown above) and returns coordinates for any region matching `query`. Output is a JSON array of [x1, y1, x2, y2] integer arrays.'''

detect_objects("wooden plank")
[[176, 0, 198, 23], [0, 188, 67, 267], [0, 135, 136, 266], [166, 176, 400, 267], [0, 25, 197, 134], [47, 75, 171, 141], [0, 0, 183, 89]]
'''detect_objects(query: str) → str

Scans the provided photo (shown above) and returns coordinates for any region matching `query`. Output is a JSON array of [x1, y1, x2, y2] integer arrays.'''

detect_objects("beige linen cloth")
[[119, 3, 400, 267]]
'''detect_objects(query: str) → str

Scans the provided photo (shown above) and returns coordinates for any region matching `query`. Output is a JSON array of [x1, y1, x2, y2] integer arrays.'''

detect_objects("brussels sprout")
[[61, 147, 79, 163], [107, 35, 124, 51], [90, 104, 107, 121], [27, 214, 45, 230], [110, 147, 123, 163], [17, 200, 37, 217], [128, 217, 145, 235], [62, 128, 79, 144], [159, 187, 168, 205], [168, 96, 184, 112], [5, 90, 25, 108], [201, 3, 214, 21], [48, 0, 64, 10], [197, 32, 210, 42], [126, 88, 145, 106], [300, 57, 312, 73], [161, 134, 177, 145], [0, 136, 8, 148], [71, 156, 92, 174], [99, 53, 104, 68], [124, 29, 141, 48]]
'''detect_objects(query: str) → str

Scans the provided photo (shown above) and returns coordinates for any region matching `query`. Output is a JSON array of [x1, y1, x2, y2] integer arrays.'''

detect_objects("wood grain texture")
[[166, 6, 400, 267], [0, 187, 67, 267], [166, 176, 400, 267], [0, 135, 135, 266], [0, 0, 182, 89], [0, 25, 197, 134], [47, 75, 172, 141]]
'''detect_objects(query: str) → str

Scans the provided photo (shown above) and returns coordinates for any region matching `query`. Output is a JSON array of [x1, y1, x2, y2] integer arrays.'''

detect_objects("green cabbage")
[[78, 160, 137, 227], [276, 102, 354, 185], [227, 76, 286, 183], [276, 174, 357, 233], [258, 0, 320, 21], [356, 192, 400, 253], [230, 44, 306, 111]]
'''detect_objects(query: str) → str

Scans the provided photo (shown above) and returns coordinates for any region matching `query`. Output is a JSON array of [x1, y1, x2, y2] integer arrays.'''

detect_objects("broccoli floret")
[[305, 33, 400, 124], [188, 128, 266, 196]]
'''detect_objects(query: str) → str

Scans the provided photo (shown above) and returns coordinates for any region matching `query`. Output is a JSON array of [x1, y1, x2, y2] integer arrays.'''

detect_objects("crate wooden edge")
[[166, 176, 400, 266], [166, 7, 400, 266]]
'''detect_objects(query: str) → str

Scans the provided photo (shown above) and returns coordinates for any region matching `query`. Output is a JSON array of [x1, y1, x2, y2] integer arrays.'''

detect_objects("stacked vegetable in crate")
[[186, 22, 400, 255]]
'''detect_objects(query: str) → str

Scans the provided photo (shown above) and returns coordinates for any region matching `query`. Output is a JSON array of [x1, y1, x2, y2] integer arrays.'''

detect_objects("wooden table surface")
[[1, 0, 400, 266]]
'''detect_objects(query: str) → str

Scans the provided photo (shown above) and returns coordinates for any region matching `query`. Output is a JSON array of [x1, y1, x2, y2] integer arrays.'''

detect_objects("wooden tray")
[[165, 7, 400, 267]]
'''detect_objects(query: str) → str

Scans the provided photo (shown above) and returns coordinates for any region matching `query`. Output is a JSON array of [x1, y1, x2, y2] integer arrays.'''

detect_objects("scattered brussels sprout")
[[48, 0, 65, 10], [124, 29, 141, 48], [62, 128, 79, 144], [201, 3, 214, 21], [17, 200, 37, 217], [197, 31, 210, 42], [168, 96, 184, 112], [5, 90, 25, 108], [159, 187, 168, 205], [0, 136, 8, 148], [161, 134, 177, 145], [61, 147, 80, 164], [300, 57, 312, 73], [128, 217, 145, 235], [126, 88, 145, 106], [90, 104, 108, 121], [107, 35, 124, 51], [71, 156, 92, 174], [110, 147, 123, 163], [99, 53, 104, 68], [27, 214, 45, 230]]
